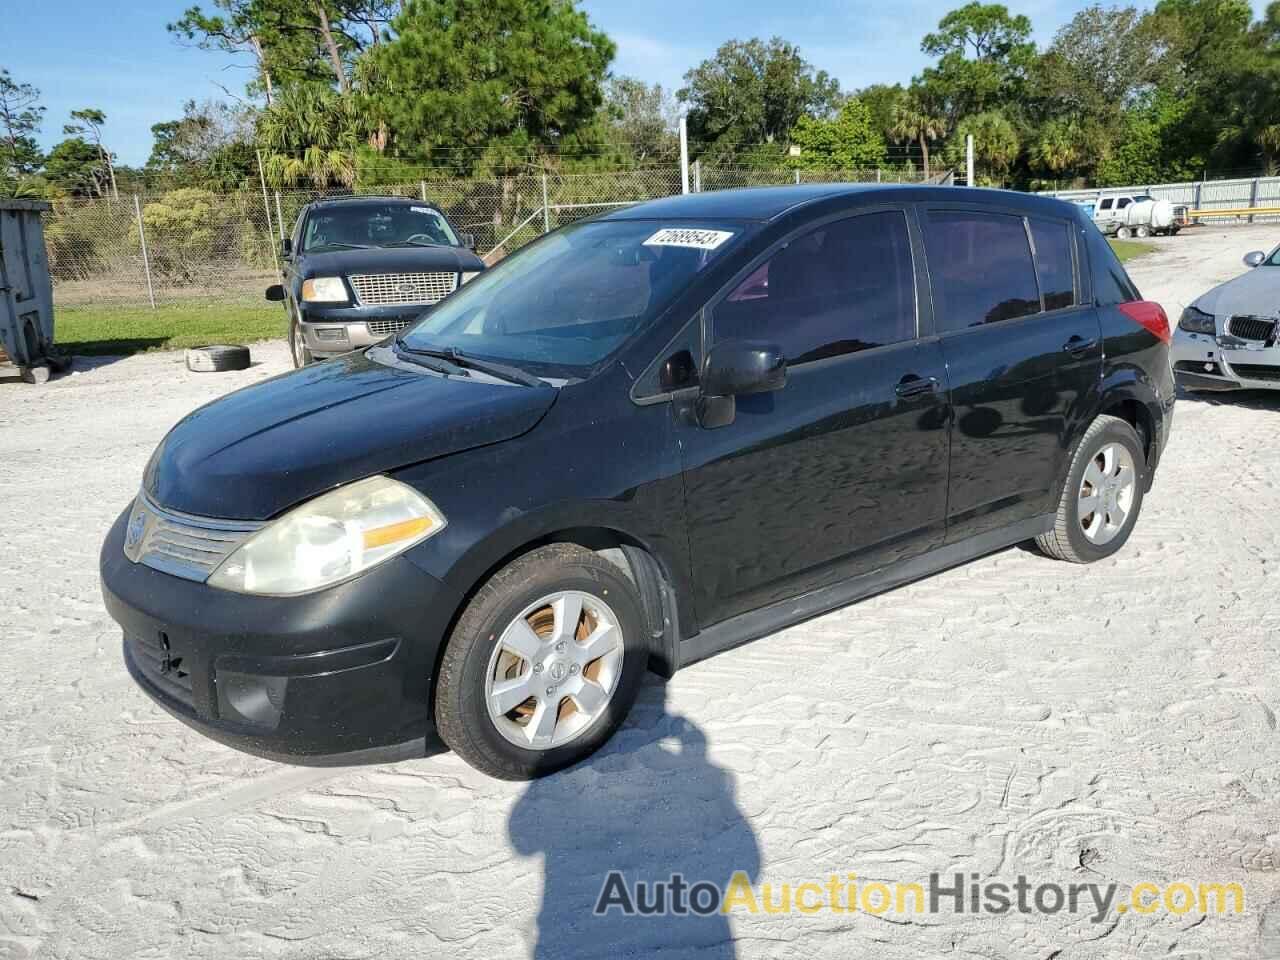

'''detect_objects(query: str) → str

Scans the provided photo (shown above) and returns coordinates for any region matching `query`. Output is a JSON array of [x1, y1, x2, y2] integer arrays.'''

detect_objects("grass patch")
[[1108, 238, 1156, 263], [56, 302, 284, 356]]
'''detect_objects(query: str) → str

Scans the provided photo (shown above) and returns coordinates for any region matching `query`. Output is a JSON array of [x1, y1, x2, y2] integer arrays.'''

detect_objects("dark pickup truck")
[[267, 196, 486, 366]]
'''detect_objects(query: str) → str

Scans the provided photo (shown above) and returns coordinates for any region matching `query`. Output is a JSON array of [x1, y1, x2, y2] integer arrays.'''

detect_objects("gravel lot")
[[2, 225, 1279, 959]]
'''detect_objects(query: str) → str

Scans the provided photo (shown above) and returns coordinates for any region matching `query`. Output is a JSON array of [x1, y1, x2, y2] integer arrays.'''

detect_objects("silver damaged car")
[[1172, 245, 1280, 391]]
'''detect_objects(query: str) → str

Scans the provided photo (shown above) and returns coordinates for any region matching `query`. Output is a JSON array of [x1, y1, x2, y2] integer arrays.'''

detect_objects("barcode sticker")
[[643, 228, 734, 251]]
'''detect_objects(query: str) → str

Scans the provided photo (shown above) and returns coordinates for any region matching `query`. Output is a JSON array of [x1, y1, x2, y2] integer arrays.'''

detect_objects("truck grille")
[[126, 632, 195, 708], [123, 494, 261, 583], [1227, 315, 1277, 342], [1229, 363, 1280, 383], [349, 272, 457, 306], [367, 317, 415, 337]]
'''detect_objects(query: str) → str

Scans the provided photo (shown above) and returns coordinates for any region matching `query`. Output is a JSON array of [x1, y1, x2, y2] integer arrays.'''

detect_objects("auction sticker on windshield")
[[644, 228, 735, 250]]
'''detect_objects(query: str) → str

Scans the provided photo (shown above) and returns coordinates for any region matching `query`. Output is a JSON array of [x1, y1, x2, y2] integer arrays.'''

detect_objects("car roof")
[[305, 196, 441, 211], [601, 183, 1081, 222]]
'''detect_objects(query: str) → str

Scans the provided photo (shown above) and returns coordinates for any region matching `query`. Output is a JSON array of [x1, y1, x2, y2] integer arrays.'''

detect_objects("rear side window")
[[925, 211, 1041, 332], [1028, 218, 1075, 310], [714, 210, 916, 364], [1098, 198, 1113, 210], [1085, 224, 1141, 305]]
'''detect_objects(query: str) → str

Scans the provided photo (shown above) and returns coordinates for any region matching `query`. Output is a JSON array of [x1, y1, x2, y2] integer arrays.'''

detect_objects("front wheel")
[[1036, 415, 1146, 563], [1116, 225, 1132, 239], [289, 313, 314, 368], [434, 544, 648, 780]]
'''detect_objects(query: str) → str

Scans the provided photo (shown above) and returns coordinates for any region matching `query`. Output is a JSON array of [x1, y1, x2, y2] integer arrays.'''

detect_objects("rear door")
[[676, 206, 951, 626], [922, 206, 1101, 542]]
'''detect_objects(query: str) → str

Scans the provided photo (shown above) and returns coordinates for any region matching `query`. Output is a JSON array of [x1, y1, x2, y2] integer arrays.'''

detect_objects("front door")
[[675, 208, 951, 628]]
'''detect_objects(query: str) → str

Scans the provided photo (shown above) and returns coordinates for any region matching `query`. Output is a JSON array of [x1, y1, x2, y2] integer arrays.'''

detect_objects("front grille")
[[1227, 315, 1277, 342], [123, 495, 261, 583], [127, 633, 195, 707], [1229, 363, 1280, 382], [367, 317, 415, 337], [349, 272, 457, 306]]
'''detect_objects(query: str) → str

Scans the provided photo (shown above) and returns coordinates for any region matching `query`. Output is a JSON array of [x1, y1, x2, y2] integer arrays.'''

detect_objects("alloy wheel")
[[1078, 442, 1137, 545]]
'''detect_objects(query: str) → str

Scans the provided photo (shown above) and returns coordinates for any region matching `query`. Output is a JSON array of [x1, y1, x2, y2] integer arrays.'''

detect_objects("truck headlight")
[[207, 476, 446, 595], [1178, 305, 1215, 334], [301, 276, 348, 302]]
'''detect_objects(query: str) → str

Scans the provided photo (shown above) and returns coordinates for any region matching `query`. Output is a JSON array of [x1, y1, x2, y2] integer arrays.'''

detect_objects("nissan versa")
[[100, 185, 1175, 780]]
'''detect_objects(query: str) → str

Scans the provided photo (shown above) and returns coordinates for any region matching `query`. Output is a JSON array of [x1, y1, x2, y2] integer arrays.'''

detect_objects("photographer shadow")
[[508, 676, 760, 959]]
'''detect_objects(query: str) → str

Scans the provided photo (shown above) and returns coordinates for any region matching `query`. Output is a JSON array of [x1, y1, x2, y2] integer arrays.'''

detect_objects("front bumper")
[[299, 302, 430, 356], [100, 508, 460, 762], [1171, 327, 1280, 391]]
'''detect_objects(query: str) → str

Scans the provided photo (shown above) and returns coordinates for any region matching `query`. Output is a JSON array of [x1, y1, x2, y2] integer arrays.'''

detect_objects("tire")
[[1036, 414, 1146, 564], [1116, 226, 1132, 239], [185, 344, 250, 373], [434, 543, 648, 780], [289, 315, 314, 368], [1135, 225, 1150, 238]]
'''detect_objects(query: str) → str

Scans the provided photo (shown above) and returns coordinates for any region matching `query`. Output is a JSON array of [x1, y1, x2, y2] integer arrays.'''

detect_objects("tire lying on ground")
[[185, 345, 251, 373]]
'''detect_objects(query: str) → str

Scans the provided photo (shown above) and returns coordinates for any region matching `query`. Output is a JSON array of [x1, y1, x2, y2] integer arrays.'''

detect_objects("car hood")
[[146, 351, 556, 520], [296, 244, 485, 279], [1194, 266, 1280, 318]]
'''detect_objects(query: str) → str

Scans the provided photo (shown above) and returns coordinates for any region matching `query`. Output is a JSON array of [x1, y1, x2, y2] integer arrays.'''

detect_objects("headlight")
[[460, 270, 481, 284], [207, 476, 446, 595], [1178, 305, 1215, 334], [301, 276, 348, 302]]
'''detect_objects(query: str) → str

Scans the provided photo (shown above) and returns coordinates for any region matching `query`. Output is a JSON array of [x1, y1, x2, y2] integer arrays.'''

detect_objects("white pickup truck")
[[1092, 194, 1188, 238]]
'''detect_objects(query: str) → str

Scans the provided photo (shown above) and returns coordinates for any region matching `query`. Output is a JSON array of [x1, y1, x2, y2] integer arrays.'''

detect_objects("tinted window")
[[1085, 224, 1140, 306], [303, 203, 458, 250], [925, 211, 1041, 332], [1116, 198, 1131, 209], [1029, 218, 1075, 310], [714, 211, 916, 364], [1098, 199, 1113, 210]]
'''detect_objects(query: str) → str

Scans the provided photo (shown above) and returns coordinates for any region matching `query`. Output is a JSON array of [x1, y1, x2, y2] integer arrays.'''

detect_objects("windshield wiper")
[[384, 240, 445, 248], [313, 241, 374, 250], [392, 340, 468, 377], [396, 341, 545, 387]]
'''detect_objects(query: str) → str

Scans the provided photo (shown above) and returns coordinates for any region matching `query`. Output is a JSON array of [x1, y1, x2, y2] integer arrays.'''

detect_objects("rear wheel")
[[1135, 225, 1150, 238], [434, 544, 648, 780], [1036, 415, 1146, 563]]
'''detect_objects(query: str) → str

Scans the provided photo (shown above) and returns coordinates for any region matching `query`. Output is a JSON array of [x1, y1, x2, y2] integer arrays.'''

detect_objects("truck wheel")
[[289, 315, 315, 368], [1135, 225, 1150, 238], [434, 544, 648, 780], [1116, 226, 1132, 239]]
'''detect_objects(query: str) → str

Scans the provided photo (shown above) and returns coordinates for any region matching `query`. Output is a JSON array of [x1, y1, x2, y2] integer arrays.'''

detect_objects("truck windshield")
[[303, 204, 459, 251], [396, 219, 744, 378]]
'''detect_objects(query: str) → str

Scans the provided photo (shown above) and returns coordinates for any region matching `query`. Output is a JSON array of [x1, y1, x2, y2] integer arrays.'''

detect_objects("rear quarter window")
[[1028, 218, 1076, 311], [1085, 225, 1140, 306]]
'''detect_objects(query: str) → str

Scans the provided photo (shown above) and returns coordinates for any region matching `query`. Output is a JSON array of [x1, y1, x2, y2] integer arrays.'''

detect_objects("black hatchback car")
[[265, 196, 485, 367], [101, 185, 1174, 779]]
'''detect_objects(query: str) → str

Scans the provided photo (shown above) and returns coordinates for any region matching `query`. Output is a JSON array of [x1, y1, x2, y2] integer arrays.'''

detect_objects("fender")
[[1066, 362, 1164, 481]]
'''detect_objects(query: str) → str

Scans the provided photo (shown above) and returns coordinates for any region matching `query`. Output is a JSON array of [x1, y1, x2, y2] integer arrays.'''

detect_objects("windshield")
[[397, 219, 744, 377], [303, 204, 459, 251]]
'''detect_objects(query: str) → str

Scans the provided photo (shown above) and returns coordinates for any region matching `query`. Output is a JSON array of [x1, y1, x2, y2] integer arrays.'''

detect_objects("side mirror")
[[281, 237, 293, 257], [1244, 250, 1266, 268], [265, 284, 286, 302], [460, 232, 477, 251], [702, 340, 787, 397]]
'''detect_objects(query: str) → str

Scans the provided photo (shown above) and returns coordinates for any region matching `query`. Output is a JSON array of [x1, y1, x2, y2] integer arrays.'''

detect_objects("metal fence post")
[[274, 192, 285, 240], [256, 150, 280, 276], [693, 159, 701, 193], [420, 180, 428, 202], [966, 135, 975, 187], [1250, 177, 1260, 223], [133, 194, 157, 310], [542, 174, 551, 234], [794, 170, 801, 185], [876, 168, 882, 183]]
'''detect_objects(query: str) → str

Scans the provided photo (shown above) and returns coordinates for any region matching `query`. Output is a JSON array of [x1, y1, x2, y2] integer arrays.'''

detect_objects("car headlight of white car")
[[301, 276, 349, 302], [1178, 305, 1215, 334], [207, 476, 446, 595]]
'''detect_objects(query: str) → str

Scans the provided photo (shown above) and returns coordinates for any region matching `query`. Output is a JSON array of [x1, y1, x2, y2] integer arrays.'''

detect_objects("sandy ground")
[[2, 225, 1279, 959]]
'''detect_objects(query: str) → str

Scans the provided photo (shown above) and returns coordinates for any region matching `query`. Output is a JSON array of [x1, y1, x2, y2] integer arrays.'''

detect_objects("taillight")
[[1118, 300, 1171, 344]]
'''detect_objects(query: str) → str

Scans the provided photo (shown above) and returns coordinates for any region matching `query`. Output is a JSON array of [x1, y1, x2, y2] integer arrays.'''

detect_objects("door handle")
[[895, 374, 939, 398], [1062, 336, 1098, 355]]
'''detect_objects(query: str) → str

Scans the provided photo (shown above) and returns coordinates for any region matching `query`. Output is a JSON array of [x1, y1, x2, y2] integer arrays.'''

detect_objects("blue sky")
[[3, 0, 1268, 165]]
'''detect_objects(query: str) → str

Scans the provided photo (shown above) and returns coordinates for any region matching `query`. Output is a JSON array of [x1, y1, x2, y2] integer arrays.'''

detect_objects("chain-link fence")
[[46, 165, 934, 309]]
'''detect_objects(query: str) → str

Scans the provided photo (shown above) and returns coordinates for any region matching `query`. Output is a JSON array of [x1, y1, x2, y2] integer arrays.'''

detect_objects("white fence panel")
[[1042, 175, 1280, 224]]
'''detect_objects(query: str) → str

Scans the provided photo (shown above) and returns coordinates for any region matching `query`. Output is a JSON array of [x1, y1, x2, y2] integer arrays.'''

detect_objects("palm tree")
[[1031, 118, 1082, 178], [256, 84, 367, 188], [890, 91, 947, 179]]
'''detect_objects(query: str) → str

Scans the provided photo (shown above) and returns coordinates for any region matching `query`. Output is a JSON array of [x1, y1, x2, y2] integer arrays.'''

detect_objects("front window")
[[397, 219, 745, 378], [303, 204, 459, 251]]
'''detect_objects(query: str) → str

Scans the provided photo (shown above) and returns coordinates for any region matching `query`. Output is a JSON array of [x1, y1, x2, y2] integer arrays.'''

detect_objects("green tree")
[[63, 108, 117, 199], [0, 68, 45, 182], [918, 2, 1035, 122], [679, 37, 841, 163], [945, 110, 1020, 183], [367, 0, 614, 174], [601, 76, 679, 164], [889, 88, 947, 178], [855, 83, 905, 144], [788, 97, 886, 171], [256, 83, 367, 186], [42, 138, 109, 197]]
